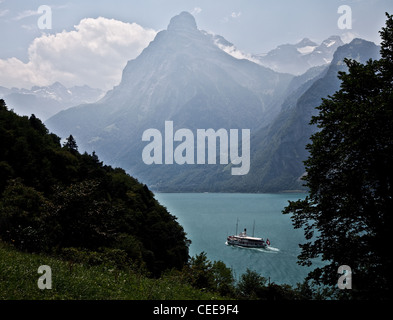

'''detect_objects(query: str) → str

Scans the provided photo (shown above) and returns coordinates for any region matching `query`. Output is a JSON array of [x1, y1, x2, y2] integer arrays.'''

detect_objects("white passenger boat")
[[226, 220, 270, 249]]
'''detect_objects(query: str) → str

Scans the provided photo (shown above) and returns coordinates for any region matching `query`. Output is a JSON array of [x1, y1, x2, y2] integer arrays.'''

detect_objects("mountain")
[[0, 82, 104, 121], [129, 39, 380, 193], [46, 11, 293, 182], [45, 12, 380, 193], [209, 38, 381, 192], [254, 36, 344, 75]]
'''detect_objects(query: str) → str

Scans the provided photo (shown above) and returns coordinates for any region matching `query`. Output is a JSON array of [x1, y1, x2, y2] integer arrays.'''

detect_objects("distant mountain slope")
[[45, 13, 380, 193], [0, 82, 103, 121], [46, 12, 293, 181], [121, 39, 381, 193], [219, 38, 381, 192], [137, 39, 380, 192], [129, 64, 329, 192], [254, 36, 344, 75]]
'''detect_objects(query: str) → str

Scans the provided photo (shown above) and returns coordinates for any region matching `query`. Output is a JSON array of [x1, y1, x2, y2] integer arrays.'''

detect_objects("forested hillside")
[[0, 99, 189, 276]]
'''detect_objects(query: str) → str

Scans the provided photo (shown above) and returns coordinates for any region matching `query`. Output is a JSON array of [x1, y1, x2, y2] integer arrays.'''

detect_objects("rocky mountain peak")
[[296, 38, 318, 48], [167, 11, 198, 32]]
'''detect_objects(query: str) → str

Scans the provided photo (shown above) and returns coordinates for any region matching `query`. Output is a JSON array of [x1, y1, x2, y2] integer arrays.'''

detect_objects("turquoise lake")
[[154, 192, 325, 287]]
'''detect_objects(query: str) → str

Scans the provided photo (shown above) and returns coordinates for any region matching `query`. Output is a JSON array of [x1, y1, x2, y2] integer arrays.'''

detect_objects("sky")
[[0, 0, 392, 91]]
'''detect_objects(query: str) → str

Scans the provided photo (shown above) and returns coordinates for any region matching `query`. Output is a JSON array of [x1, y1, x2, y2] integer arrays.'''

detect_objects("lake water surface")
[[155, 192, 325, 287]]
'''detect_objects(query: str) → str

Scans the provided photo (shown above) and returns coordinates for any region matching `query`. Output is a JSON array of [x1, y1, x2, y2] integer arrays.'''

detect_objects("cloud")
[[191, 7, 202, 15], [13, 9, 40, 21], [0, 9, 9, 17], [213, 38, 260, 65], [0, 17, 157, 90], [12, 5, 68, 21], [340, 31, 359, 44], [222, 11, 242, 23]]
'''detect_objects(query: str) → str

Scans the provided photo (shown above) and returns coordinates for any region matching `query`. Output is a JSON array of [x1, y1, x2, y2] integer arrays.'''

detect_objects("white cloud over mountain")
[[0, 17, 156, 90]]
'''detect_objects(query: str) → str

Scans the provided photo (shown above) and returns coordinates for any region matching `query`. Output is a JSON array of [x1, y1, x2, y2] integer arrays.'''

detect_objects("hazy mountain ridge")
[[46, 12, 293, 172], [0, 82, 104, 121], [253, 36, 344, 75], [45, 12, 381, 192], [213, 38, 381, 192], [131, 38, 380, 192]]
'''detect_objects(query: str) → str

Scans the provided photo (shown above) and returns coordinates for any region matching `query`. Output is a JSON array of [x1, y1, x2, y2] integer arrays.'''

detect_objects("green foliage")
[[0, 100, 190, 276], [59, 247, 136, 271], [236, 268, 268, 299], [0, 242, 218, 300], [283, 13, 393, 299], [178, 253, 321, 300], [0, 239, 332, 300], [179, 252, 237, 297], [0, 179, 52, 252], [185, 252, 215, 290], [211, 260, 235, 296]]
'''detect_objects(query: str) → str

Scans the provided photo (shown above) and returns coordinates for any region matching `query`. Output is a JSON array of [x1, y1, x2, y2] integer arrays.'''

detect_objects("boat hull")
[[227, 237, 267, 249]]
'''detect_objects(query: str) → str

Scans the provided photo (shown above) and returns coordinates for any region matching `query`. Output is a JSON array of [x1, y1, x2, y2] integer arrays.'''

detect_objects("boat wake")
[[250, 246, 280, 253], [225, 242, 280, 253]]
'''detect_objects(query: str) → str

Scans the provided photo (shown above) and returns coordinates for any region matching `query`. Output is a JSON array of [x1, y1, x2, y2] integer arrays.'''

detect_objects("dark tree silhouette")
[[283, 13, 393, 300], [63, 134, 78, 153]]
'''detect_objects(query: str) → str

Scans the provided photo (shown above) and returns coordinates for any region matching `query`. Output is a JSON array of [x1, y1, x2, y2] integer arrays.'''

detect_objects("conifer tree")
[[63, 134, 78, 153]]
